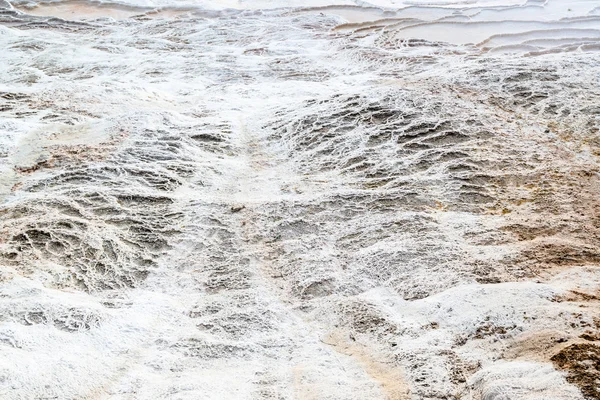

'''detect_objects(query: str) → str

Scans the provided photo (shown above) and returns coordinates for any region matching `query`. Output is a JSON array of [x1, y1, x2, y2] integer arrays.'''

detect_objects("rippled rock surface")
[[0, 0, 599, 398]]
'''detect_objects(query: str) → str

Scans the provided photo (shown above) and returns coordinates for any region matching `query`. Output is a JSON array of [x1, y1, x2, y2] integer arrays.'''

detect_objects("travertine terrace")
[[0, 0, 599, 398]]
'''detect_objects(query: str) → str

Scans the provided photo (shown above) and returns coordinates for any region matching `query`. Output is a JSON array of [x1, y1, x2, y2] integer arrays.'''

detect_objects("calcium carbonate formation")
[[0, 0, 599, 398]]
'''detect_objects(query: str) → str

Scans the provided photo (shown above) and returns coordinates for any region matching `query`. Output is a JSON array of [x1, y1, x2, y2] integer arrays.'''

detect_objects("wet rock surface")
[[0, 0, 599, 399]]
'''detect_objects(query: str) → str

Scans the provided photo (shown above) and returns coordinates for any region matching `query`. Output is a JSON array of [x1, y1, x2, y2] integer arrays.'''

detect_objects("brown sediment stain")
[[503, 330, 578, 362], [456, 76, 600, 278], [551, 343, 600, 400], [15, 142, 116, 173], [428, 82, 600, 281], [492, 166, 600, 277], [502, 328, 600, 400], [562, 290, 600, 302], [501, 291, 600, 399], [322, 331, 411, 400], [580, 332, 600, 342], [518, 241, 600, 272]]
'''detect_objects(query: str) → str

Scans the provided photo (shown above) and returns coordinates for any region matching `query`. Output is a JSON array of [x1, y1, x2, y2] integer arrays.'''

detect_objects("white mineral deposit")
[[0, 0, 599, 398]]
